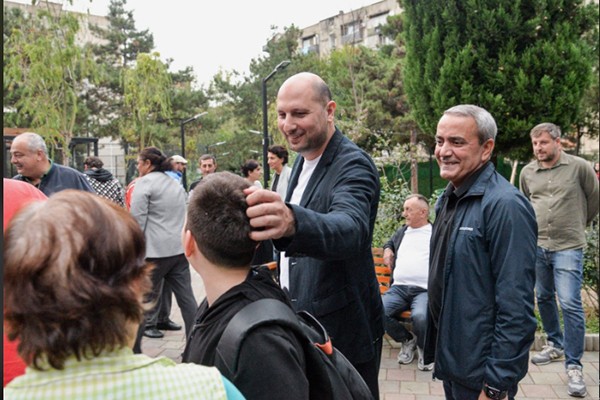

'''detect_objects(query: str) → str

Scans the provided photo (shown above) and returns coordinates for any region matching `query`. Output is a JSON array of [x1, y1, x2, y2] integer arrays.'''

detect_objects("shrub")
[[583, 216, 599, 317], [373, 173, 411, 248]]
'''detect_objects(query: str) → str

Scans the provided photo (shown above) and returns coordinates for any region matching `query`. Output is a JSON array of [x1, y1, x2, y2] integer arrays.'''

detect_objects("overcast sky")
[[15, 0, 376, 87]]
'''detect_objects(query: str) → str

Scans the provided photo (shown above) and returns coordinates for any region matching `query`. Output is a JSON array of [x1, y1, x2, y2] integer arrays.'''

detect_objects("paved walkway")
[[142, 269, 599, 400]]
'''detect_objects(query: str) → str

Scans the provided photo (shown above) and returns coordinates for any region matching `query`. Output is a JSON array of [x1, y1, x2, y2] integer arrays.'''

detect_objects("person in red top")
[[125, 177, 140, 210], [3, 178, 47, 386]]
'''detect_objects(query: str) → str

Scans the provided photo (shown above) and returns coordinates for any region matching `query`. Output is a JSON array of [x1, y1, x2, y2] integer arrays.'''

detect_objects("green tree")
[[322, 45, 416, 152], [206, 25, 306, 173], [3, 6, 28, 127], [401, 0, 598, 159], [121, 52, 172, 150], [83, 0, 155, 139], [4, 2, 97, 163], [168, 65, 210, 149], [91, 0, 154, 69]]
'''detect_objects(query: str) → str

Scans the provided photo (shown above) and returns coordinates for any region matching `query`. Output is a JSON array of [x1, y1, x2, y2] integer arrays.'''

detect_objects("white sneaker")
[[531, 341, 564, 365], [417, 347, 434, 371], [566, 365, 587, 398], [397, 334, 416, 364]]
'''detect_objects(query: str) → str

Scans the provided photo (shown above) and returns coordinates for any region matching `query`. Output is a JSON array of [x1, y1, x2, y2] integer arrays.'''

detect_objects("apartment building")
[[299, 0, 402, 57], [3, 0, 110, 46]]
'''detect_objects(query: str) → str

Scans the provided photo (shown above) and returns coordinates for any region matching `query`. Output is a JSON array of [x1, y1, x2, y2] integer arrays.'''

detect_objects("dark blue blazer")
[[274, 128, 384, 365]]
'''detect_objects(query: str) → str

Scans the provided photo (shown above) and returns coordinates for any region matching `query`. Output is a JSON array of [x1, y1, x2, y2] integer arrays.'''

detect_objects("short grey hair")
[[530, 122, 561, 140], [405, 193, 429, 209], [20, 132, 48, 156], [443, 105, 497, 144]]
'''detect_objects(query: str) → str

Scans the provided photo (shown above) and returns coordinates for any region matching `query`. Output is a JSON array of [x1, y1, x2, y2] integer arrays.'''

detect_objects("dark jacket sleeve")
[[279, 153, 379, 261], [77, 173, 95, 193], [383, 225, 407, 253], [231, 325, 308, 400], [382, 229, 399, 251], [483, 189, 538, 390]]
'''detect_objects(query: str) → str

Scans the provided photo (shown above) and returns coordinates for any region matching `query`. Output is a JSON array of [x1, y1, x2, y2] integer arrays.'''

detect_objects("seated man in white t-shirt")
[[382, 194, 433, 371]]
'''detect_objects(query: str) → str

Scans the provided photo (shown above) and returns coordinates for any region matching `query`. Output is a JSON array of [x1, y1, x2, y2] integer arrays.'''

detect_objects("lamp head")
[[275, 60, 291, 71], [193, 111, 208, 120]]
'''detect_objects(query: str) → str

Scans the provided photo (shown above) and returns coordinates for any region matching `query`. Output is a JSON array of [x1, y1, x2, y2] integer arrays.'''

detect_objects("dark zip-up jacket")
[[14, 162, 94, 196], [424, 162, 538, 392], [183, 267, 307, 400]]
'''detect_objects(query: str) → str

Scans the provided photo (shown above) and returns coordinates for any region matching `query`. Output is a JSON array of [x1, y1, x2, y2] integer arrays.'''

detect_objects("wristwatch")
[[483, 383, 507, 400]]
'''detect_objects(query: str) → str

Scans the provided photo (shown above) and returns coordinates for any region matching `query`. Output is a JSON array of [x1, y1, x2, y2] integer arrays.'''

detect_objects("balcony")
[[301, 44, 320, 55], [341, 31, 363, 45]]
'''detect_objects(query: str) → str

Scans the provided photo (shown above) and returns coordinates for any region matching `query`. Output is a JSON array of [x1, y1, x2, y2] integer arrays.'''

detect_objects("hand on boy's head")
[[245, 187, 295, 241]]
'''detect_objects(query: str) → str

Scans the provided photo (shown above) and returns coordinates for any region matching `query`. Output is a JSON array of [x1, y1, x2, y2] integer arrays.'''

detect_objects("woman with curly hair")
[[3, 190, 243, 399]]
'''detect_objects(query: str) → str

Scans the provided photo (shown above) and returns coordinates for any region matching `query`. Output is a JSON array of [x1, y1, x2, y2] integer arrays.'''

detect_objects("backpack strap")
[[215, 298, 302, 376]]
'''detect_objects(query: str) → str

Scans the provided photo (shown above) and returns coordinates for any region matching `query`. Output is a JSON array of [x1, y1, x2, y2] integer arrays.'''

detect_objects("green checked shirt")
[[4, 348, 232, 400]]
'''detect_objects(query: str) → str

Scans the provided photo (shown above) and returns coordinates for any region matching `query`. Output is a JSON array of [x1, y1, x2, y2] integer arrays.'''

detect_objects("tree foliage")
[[91, 0, 154, 69], [4, 2, 97, 162], [322, 45, 417, 151], [122, 52, 172, 150], [401, 0, 598, 159], [207, 20, 417, 175], [83, 0, 156, 139]]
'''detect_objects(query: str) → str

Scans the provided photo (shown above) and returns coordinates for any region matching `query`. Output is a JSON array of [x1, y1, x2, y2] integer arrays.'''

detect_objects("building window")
[[341, 20, 362, 45], [302, 35, 319, 54], [368, 12, 389, 30]]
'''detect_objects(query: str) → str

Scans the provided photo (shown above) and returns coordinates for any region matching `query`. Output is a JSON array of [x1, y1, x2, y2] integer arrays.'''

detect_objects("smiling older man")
[[10, 132, 94, 196], [426, 105, 538, 400]]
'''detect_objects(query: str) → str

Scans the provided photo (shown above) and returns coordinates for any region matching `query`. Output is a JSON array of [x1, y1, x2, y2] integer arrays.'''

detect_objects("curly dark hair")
[[139, 146, 171, 172], [268, 145, 289, 165], [4, 190, 152, 371]]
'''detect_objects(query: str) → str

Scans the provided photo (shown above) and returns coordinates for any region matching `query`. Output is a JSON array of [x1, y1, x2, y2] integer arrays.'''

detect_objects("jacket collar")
[[442, 161, 495, 200]]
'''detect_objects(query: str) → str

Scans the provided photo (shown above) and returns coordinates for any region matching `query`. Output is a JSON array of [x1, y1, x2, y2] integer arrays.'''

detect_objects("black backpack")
[[215, 298, 374, 400]]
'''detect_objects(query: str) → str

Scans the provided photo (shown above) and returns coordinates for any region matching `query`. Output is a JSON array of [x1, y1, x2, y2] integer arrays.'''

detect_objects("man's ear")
[[183, 229, 198, 258], [326, 100, 336, 123], [481, 138, 495, 162]]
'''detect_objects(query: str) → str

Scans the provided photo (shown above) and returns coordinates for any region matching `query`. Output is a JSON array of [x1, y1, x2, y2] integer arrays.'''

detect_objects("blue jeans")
[[382, 285, 428, 349], [535, 247, 585, 367]]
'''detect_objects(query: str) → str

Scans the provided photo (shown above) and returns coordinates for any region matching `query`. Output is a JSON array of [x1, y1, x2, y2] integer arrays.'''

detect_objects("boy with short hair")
[[182, 172, 308, 400]]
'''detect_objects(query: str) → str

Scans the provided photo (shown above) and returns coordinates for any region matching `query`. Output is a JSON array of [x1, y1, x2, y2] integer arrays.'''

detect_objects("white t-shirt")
[[392, 223, 432, 289], [279, 155, 322, 290]]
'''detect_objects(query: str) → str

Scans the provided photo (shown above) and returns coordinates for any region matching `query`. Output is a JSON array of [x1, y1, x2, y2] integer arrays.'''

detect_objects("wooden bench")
[[265, 252, 412, 319]]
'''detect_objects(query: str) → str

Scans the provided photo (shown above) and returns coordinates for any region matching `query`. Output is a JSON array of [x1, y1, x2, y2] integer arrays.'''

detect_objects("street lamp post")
[[261, 60, 290, 188], [205, 141, 227, 154], [180, 111, 207, 190]]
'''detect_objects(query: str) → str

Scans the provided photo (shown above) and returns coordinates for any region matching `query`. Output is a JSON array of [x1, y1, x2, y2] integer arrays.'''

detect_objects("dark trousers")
[[353, 336, 383, 400], [133, 254, 197, 352], [157, 281, 173, 324], [443, 380, 518, 400]]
